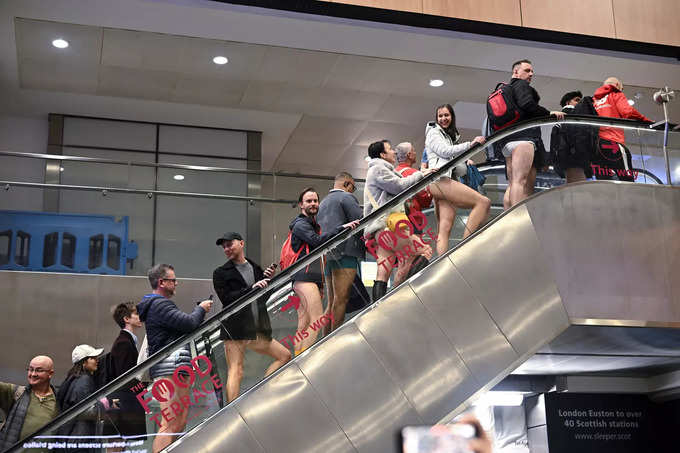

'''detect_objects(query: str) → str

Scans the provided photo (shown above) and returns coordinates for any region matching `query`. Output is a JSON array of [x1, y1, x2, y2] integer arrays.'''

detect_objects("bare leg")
[[375, 237, 395, 283], [152, 383, 190, 453], [246, 337, 292, 376], [507, 143, 535, 207], [430, 178, 491, 241], [525, 166, 537, 199], [224, 341, 246, 403], [565, 167, 586, 184], [293, 281, 324, 354], [433, 198, 455, 256], [328, 267, 356, 331], [323, 270, 335, 336], [504, 163, 512, 210]]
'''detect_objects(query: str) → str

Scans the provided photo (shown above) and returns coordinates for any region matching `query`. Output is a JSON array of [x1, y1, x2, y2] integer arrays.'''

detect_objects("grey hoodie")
[[363, 158, 424, 217]]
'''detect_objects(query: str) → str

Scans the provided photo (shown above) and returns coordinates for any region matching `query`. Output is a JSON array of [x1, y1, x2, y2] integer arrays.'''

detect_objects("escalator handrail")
[[3, 114, 664, 452]]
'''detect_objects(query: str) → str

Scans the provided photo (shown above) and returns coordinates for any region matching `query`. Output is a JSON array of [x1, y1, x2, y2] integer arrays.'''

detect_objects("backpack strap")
[[366, 189, 380, 210], [13, 385, 26, 402]]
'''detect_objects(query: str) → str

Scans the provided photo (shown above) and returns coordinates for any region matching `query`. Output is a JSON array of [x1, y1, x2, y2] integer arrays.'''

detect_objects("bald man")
[[0, 356, 59, 450], [592, 77, 652, 181]]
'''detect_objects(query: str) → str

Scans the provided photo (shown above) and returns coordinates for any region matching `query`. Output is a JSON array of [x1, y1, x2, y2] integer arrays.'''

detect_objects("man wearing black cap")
[[212, 233, 291, 403]]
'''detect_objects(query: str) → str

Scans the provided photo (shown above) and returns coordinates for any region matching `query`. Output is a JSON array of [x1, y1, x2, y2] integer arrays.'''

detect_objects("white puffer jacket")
[[425, 122, 472, 177]]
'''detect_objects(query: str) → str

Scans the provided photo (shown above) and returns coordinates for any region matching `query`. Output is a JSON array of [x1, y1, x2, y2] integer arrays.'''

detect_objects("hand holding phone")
[[198, 297, 213, 312], [263, 263, 277, 278]]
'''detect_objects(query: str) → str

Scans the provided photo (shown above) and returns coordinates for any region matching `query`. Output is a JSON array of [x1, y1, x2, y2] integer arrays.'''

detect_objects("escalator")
[[5, 116, 679, 453]]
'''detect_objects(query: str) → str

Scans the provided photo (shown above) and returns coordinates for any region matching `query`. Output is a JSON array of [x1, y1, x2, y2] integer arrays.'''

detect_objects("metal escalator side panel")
[[234, 363, 357, 453], [166, 406, 265, 453], [447, 204, 570, 356], [526, 182, 679, 322], [408, 256, 518, 385], [296, 323, 423, 453], [353, 284, 478, 422], [656, 187, 680, 310]]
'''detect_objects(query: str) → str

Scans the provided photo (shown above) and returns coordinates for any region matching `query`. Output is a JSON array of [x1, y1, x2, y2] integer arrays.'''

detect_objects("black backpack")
[[487, 82, 521, 131], [549, 96, 598, 176], [94, 352, 115, 389]]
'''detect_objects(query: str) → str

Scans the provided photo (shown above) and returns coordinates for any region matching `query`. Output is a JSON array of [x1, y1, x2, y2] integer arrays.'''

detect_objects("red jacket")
[[593, 84, 651, 144], [395, 163, 432, 211]]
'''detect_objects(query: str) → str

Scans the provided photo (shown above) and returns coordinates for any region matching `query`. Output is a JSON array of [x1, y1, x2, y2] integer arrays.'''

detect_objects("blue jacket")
[[289, 214, 343, 261], [317, 189, 365, 260], [137, 294, 206, 355]]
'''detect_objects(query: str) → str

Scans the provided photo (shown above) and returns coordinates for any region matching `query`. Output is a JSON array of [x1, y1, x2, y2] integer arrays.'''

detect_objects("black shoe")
[[372, 280, 387, 301]]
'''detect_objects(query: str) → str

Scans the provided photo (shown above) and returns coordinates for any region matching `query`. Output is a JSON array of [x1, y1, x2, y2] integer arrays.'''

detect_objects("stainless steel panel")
[[235, 363, 357, 453], [525, 394, 546, 429], [526, 183, 680, 322], [354, 284, 478, 421], [613, 185, 672, 318], [408, 257, 518, 385], [297, 323, 423, 453], [513, 353, 680, 375], [527, 425, 549, 453], [166, 406, 265, 453], [538, 325, 680, 356], [526, 183, 623, 318], [449, 204, 570, 356], [655, 186, 680, 312]]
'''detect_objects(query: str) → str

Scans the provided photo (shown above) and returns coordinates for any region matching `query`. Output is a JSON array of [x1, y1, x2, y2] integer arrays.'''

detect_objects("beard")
[[304, 206, 318, 217]]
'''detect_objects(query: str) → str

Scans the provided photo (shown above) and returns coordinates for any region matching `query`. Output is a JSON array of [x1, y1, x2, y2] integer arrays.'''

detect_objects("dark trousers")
[[591, 139, 635, 182]]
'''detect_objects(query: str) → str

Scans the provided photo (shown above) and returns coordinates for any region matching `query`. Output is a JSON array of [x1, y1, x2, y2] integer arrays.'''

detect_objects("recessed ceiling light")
[[52, 39, 69, 49], [173, 174, 185, 181], [628, 99, 635, 106], [429, 79, 444, 87], [59, 167, 64, 172], [212, 56, 228, 65]]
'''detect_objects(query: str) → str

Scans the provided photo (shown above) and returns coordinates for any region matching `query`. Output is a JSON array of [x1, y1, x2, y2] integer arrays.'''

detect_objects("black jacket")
[[110, 330, 138, 379], [289, 214, 343, 261], [136, 294, 206, 355], [500, 77, 549, 152], [212, 259, 264, 309], [56, 374, 99, 452], [511, 77, 550, 120]]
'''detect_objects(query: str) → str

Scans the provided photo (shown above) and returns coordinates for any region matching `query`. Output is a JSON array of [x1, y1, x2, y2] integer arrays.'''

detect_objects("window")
[[43, 232, 58, 267], [0, 230, 10, 265], [62, 233, 76, 268], [107, 235, 121, 270], [88, 234, 104, 269], [15, 231, 31, 266]]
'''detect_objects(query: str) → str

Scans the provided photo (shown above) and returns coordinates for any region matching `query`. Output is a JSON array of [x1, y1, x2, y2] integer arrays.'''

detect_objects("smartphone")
[[197, 295, 214, 305], [401, 424, 476, 453]]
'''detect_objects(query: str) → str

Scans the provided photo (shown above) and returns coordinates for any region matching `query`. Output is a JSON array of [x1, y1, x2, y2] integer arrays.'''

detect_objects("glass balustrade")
[[2, 115, 678, 453]]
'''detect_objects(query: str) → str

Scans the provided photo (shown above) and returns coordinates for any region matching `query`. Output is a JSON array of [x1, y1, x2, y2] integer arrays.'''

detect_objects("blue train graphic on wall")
[[0, 210, 137, 275]]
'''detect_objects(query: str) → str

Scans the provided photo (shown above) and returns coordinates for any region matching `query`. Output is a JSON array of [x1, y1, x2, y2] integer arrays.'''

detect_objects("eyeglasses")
[[26, 367, 50, 374]]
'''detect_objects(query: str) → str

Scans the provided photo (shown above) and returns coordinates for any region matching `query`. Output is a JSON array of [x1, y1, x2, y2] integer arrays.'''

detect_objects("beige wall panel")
[[613, 0, 680, 46], [521, 0, 615, 38], [423, 0, 521, 25], [326, 0, 423, 14]]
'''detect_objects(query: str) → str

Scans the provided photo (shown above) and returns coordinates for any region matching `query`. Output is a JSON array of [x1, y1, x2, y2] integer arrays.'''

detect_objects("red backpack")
[[279, 231, 310, 270], [487, 82, 521, 131]]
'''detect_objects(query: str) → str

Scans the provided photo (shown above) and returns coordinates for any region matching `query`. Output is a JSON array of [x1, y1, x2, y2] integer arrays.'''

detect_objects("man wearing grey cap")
[[213, 233, 291, 403]]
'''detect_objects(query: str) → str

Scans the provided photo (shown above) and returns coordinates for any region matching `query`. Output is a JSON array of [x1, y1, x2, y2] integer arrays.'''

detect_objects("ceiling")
[[2, 0, 680, 177]]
